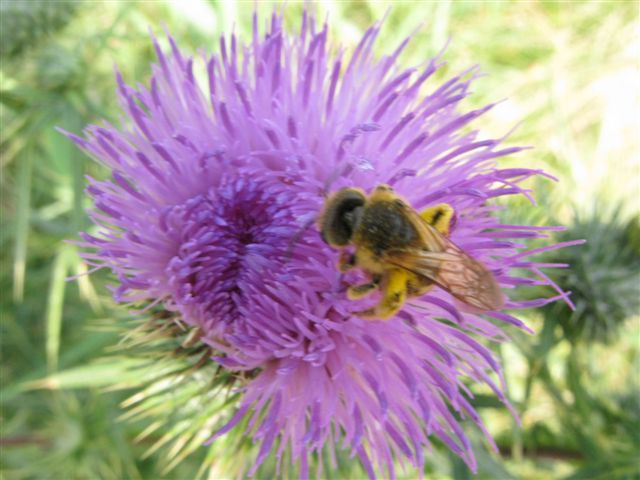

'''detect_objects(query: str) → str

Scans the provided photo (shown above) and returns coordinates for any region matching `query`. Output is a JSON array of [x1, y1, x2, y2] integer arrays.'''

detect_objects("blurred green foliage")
[[0, 1, 78, 58], [1, 1, 638, 479], [542, 206, 640, 344]]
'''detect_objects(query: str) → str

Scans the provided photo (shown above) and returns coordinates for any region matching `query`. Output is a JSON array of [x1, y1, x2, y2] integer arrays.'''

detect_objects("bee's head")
[[319, 188, 366, 247], [374, 184, 393, 193]]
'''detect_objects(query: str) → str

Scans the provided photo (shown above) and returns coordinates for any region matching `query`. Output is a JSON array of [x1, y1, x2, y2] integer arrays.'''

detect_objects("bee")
[[319, 184, 504, 320]]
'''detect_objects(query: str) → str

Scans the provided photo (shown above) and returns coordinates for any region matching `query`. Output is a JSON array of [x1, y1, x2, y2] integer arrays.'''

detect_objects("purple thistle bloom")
[[66, 11, 581, 479]]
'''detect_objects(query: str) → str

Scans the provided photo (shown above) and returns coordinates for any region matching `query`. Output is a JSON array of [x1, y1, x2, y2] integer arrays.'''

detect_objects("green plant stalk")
[[537, 360, 600, 459], [497, 343, 524, 462], [510, 318, 559, 462]]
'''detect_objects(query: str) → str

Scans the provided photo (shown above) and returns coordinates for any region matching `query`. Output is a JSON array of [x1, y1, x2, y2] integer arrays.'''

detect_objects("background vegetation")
[[1, 1, 638, 479]]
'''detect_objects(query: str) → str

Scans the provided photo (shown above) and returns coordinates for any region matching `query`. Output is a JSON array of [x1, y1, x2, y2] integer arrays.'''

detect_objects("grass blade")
[[45, 246, 71, 372], [12, 148, 33, 302]]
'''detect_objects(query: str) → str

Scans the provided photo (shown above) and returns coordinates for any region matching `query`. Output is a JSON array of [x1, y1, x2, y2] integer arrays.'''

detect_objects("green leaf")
[[50, 105, 86, 232], [45, 246, 73, 372]]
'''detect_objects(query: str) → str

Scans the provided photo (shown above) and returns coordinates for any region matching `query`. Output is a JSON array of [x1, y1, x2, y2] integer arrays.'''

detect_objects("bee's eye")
[[320, 189, 365, 246]]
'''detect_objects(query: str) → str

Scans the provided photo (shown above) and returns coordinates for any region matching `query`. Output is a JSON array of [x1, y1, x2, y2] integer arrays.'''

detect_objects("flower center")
[[166, 175, 299, 327]]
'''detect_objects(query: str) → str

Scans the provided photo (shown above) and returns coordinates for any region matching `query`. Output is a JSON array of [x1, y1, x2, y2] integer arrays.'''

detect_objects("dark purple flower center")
[[165, 175, 299, 327]]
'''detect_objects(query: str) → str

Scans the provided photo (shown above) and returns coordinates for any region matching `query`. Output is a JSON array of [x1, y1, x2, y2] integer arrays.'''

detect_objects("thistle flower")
[[65, 11, 580, 478], [541, 206, 640, 344]]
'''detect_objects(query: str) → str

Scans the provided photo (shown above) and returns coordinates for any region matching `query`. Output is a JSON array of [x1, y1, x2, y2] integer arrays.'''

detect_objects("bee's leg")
[[347, 274, 382, 300], [406, 273, 435, 298], [347, 283, 377, 299], [337, 251, 357, 272], [420, 203, 454, 235], [357, 269, 408, 320]]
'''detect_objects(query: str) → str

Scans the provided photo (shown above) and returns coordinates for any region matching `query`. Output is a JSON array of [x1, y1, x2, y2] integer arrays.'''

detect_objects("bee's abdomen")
[[355, 201, 417, 254]]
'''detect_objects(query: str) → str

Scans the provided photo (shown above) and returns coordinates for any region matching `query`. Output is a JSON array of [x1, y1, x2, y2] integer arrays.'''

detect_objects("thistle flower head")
[[541, 206, 640, 344], [67, 11, 579, 478]]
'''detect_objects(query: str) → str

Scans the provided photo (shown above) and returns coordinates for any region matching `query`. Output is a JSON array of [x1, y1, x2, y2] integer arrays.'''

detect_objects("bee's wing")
[[385, 210, 504, 311]]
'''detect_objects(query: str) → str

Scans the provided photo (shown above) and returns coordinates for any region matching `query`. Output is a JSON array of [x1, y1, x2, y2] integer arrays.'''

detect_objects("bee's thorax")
[[354, 200, 418, 256]]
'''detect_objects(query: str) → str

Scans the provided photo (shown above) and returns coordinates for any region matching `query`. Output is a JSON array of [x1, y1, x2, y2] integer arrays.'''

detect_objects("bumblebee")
[[319, 184, 504, 320]]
